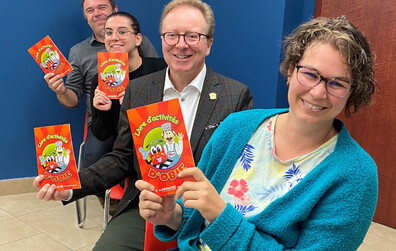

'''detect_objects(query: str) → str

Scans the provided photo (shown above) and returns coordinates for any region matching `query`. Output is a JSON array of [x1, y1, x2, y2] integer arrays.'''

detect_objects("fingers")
[[44, 184, 57, 201], [36, 182, 69, 201], [93, 92, 111, 110], [117, 92, 125, 105], [175, 167, 205, 200], [119, 96, 124, 105], [137, 181, 163, 220], [135, 180, 155, 192], [54, 189, 71, 201], [44, 73, 65, 93], [36, 183, 55, 201], [94, 87, 106, 96], [93, 95, 109, 105], [33, 175, 44, 188], [139, 190, 163, 209], [118, 91, 125, 98], [178, 167, 205, 182], [136, 180, 162, 207], [44, 73, 55, 82]]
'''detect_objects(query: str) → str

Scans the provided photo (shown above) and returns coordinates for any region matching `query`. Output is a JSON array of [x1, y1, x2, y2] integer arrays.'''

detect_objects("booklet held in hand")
[[127, 98, 195, 196], [98, 52, 129, 99], [34, 124, 81, 191]]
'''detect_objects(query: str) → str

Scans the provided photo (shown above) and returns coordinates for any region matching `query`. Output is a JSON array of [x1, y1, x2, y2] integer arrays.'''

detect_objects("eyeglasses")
[[102, 28, 137, 39], [161, 32, 208, 46], [296, 65, 351, 98]]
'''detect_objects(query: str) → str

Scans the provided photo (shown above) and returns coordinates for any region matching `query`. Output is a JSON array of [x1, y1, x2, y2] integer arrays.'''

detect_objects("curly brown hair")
[[279, 16, 377, 117]]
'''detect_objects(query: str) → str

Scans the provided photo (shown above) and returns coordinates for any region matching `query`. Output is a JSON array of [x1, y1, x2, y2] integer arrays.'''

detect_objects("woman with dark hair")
[[91, 12, 167, 142], [137, 16, 378, 250]]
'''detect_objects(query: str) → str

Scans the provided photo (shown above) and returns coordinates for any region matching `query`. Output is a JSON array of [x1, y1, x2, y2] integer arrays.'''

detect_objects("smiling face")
[[162, 129, 176, 143], [83, 0, 116, 39], [161, 5, 213, 83], [287, 43, 352, 127], [104, 16, 142, 54], [56, 146, 64, 156]]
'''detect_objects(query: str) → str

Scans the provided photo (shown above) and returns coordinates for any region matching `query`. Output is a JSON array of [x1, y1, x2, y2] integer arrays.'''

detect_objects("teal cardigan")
[[155, 109, 378, 250]]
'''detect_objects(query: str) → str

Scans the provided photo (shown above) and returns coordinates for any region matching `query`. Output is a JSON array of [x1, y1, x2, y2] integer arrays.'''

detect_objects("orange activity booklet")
[[127, 98, 195, 196], [34, 124, 81, 191], [98, 52, 129, 99], [28, 35, 73, 78]]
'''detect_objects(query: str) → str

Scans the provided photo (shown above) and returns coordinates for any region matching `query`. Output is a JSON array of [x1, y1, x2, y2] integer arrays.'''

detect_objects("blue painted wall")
[[0, 0, 314, 180]]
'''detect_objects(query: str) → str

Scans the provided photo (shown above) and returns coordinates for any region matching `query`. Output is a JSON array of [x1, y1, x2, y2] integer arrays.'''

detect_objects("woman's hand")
[[177, 167, 226, 223], [118, 91, 125, 105], [136, 180, 182, 230], [93, 87, 111, 111]]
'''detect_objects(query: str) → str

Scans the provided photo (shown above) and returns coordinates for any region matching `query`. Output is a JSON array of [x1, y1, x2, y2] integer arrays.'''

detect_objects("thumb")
[[178, 167, 205, 182]]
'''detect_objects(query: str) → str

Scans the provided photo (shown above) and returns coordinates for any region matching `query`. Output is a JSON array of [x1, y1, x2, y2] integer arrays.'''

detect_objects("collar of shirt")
[[89, 33, 103, 45], [163, 64, 206, 95]]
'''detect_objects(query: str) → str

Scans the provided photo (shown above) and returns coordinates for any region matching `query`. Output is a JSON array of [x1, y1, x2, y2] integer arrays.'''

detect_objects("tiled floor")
[[0, 192, 395, 251], [0, 193, 103, 251]]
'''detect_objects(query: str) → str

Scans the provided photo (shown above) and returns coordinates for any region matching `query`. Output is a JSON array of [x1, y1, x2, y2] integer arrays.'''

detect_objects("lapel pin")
[[209, 92, 217, 100]]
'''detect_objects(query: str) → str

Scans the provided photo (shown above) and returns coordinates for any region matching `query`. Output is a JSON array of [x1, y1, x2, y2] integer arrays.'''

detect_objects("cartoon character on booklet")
[[39, 154, 58, 172], [114, 63, 126, 86], [139, 140, 173, 170], [161, 122, 183, 165], [100, 71, 116, 86], [41, 48, 60, 69], [55, 141, 70, 171]]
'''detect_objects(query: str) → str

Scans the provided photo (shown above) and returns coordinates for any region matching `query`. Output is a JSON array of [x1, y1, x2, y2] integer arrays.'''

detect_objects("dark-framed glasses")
[[102, 28, 137, 39], [296, 65, 351, 98], [161, 32, 208, 46]]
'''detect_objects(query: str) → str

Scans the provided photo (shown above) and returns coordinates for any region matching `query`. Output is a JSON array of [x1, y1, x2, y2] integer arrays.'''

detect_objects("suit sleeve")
[[236, 84, 253, 111], [68, 82, 137, 201]]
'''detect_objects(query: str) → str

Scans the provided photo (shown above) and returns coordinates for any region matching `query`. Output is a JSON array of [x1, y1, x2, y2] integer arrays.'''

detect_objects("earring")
[[286, 80, 290, 86]]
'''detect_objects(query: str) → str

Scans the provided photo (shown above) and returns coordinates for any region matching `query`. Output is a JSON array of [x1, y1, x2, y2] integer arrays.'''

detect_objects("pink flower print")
[[234, 194, 251, 205], [228, 179, 249, 198], [267, 120, 272, 131]]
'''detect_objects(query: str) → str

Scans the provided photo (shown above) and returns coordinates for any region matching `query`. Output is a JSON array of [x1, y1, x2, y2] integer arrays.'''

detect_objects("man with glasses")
[[43, 0, 158, 178], [34, 0, 252, 250]]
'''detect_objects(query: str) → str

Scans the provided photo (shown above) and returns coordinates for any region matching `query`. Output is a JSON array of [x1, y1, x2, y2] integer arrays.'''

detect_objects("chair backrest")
[[144, 221, 178, 251], [109, 177, 130, 200], [83, 111, 89, 141]]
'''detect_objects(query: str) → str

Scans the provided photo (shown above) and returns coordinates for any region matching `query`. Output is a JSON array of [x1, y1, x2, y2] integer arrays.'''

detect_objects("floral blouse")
[[199, 115, 338, 250]]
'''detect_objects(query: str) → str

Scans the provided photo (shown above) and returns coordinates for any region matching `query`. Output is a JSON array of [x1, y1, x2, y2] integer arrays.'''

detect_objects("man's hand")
[[33, 175, 71, 201], [44, 73, 66, 95], [43, 73, 78, 108]]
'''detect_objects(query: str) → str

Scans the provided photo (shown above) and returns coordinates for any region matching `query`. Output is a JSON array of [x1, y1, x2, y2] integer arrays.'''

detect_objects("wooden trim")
[[314, 0, 323, 17]]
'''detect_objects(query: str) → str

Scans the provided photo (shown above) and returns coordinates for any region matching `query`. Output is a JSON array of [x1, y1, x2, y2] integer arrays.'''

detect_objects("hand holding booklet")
[[97, 52, 129, 99], [127, 98, 195, 196], [34, 124, 81, 191]]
